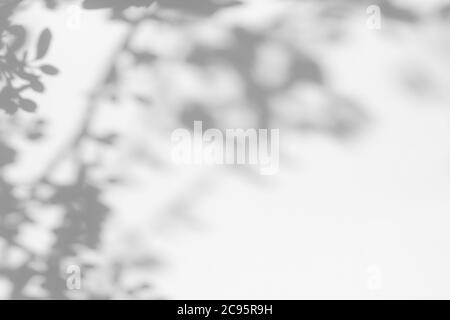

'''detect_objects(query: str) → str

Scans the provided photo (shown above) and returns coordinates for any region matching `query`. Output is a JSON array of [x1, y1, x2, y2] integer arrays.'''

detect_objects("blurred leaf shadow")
[[0, 0, 437, 299]]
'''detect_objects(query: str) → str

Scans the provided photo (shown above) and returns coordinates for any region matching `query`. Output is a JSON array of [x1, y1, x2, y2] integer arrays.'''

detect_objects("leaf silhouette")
[[378, 0, 419, 23], [36, 28, 52, 60], [20, 98, 38, 112], [1, 99, 18, 114], [439, 4, 450, 20], [29, 78, 45, 92], [83, 0, 156, 10], [82, 0, 241, 16], [40, 64, 59, 75], [7, 25, 26, 52], [159, 0, 241, 16], [0, 141, 16, 168]]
